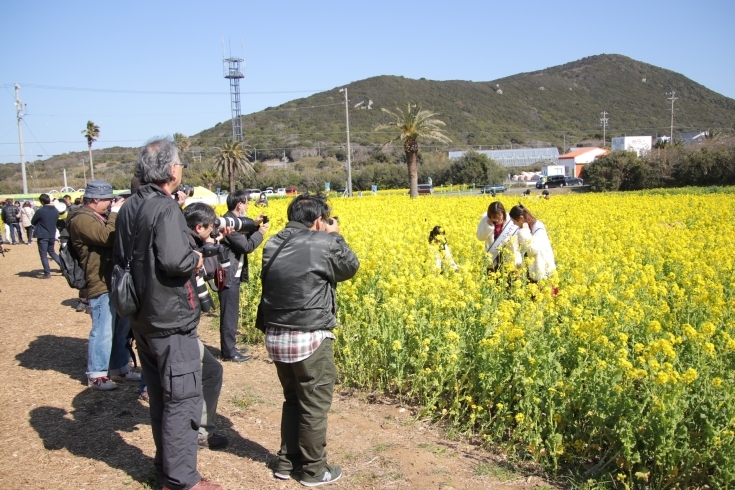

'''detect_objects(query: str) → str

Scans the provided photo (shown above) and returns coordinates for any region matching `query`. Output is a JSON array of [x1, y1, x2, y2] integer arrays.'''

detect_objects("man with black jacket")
[[114, 137, 221, 490], [217, 189, 269, 362], [30, 194, 61, 277], [2, 198, 23, 244], [258, 193, 359, 486]]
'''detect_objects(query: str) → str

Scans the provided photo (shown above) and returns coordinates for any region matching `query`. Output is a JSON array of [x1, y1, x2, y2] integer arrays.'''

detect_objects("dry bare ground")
[[0, 242, 554, 490]]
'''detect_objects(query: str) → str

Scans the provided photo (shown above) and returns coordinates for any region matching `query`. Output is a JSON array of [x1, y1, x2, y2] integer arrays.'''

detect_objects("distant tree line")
[[581, 140, 735, 191]]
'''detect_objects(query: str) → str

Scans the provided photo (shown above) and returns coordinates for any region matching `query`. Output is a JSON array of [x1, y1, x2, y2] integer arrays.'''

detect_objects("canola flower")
[[225, 189, 735, 487]]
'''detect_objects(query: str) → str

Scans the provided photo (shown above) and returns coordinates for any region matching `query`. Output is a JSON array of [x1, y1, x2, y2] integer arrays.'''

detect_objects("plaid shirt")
[[265, 326, 335, 363]]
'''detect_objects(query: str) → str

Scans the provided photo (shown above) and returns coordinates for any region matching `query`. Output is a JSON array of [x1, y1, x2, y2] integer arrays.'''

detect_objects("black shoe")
[[223, 353, 252, 362], [198, 432, 228, 450], [236, 347, 249, 355]]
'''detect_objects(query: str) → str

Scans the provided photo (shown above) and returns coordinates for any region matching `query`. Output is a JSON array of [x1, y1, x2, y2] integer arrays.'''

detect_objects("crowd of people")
[[3, 139, 558, 488]]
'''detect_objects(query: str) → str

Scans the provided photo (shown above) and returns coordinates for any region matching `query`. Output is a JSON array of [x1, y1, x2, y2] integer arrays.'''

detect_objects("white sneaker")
[[88, 376, 118, 391], [111, 371, 142, 382]]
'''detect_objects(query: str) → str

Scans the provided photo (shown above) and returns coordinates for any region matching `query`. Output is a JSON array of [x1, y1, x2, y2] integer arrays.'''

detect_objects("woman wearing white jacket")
[[508, 204, 556, 281], [476, 201, 519, 272]]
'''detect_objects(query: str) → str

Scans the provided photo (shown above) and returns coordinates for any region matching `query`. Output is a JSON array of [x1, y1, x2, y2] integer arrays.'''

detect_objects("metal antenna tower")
[[14, 84, 28, 194], [599, 111, 609, 147], [223, 42, 245, 142]]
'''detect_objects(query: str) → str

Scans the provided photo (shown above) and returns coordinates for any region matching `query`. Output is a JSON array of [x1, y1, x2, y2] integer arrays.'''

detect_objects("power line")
[[5, 83, 327, 96]]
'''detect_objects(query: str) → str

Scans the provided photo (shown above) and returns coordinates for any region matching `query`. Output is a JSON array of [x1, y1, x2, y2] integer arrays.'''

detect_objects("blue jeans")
[[37, 238, 61, 276], [109, 315, 132, 376], [10, 223, 23, 243], [87, 293, 117, 379]]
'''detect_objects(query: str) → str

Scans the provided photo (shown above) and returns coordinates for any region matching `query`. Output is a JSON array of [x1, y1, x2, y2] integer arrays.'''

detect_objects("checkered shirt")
[[265, 326, 335, 363]]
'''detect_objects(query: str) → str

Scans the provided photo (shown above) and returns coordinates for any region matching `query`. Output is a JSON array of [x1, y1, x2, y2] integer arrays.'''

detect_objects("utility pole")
[[63, 169, 67, 189], [15, 84, 28, 194], [667, 91, 678, 143], [82, 159, 87, 186], [599, 111, 609, 147], [339, 88, 352, 197]]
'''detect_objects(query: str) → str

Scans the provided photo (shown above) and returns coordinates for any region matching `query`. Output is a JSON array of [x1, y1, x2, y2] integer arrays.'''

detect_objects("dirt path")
[[0, 242, 551, 490]]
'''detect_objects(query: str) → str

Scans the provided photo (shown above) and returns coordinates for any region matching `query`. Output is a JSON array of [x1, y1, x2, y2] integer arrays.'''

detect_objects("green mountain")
[[192, 53, 735, 157], [2, 54, 734, 194]]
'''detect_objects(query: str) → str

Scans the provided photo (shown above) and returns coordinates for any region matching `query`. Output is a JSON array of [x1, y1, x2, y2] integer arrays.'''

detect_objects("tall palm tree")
[[215, 141, 253, 193], [173, 133, 190, 156], [375, 104, 451, 198], [82, 121, 100, 180]]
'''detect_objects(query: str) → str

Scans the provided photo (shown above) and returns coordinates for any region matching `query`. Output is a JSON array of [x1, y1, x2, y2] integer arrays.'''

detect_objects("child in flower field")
[[476, 201, 519, 272], [429, 225, 458, 272], [509, 204, 556, 282]]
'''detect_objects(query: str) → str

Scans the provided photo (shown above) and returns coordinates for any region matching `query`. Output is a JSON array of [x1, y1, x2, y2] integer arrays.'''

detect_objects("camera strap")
[[260, 229, 303, 283]]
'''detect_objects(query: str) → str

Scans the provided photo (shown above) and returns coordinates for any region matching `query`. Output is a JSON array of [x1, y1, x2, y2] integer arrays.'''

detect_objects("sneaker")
[[111, 371, 142, 382], [300, 465, 342, 487], [198, 432, 228, 450], [139, 390, 149, 403], [88, 376, 118, 391]]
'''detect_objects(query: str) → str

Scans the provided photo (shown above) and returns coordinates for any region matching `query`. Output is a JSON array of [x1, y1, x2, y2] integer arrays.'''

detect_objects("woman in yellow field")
[[428, 225, 458, 272], [476, 201, 519, 272], [508, 203, 556, 282]]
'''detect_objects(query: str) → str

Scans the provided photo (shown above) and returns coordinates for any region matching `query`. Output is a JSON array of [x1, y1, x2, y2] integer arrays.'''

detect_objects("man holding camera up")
[[258, 193, 359, 486], [114, 138, 221, 490], [217, 189, 269, 362]]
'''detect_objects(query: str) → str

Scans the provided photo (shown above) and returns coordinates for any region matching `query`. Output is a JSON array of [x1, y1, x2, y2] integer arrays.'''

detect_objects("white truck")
[[542, 165, 565, 177]]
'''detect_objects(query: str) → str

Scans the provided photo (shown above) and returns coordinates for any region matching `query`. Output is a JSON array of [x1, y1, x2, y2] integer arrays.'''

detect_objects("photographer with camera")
[[114, 138, 222, 490], [182, 202, 234, 450], [217, 189, 269, 362]]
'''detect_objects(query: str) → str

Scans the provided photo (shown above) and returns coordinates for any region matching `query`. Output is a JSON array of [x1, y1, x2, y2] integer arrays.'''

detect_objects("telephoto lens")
[[178, 184, 195, 197], [213, 216, 257, 233], [196, 269, 214, 312]]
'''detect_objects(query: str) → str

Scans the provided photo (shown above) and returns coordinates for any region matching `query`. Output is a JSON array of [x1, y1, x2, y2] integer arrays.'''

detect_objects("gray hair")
[[134, 137, 179, 184]]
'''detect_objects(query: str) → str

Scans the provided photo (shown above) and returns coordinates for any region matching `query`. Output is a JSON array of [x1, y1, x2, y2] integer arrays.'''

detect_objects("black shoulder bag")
[[111, 193, 157, 317]]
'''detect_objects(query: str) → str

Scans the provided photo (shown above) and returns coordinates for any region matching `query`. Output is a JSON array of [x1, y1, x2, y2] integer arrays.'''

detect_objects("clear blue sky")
[[1, 0, 733, 164]]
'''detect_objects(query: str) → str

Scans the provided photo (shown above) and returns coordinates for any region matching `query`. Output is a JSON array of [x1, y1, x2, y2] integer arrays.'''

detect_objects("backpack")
[[59, 214, 88, 290]]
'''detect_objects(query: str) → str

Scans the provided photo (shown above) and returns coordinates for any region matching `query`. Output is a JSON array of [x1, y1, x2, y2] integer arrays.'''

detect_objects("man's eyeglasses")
[[174, 161, 188, 168]]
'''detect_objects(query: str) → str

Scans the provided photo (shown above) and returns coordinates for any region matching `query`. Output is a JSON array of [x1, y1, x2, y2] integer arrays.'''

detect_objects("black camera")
[[262, 216, 269, 224], [214, 216, 257, 233], [326, 216, 339, 225], [179, 184, 195, 197], [194, 243, 230, 313]]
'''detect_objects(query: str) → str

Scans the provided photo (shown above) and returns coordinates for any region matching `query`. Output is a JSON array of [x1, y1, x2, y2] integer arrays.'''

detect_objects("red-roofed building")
[[559, 147, 609, 177]]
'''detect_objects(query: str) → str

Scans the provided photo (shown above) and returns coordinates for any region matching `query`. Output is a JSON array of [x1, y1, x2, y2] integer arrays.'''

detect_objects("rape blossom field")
[[225, 188, 735, 487]]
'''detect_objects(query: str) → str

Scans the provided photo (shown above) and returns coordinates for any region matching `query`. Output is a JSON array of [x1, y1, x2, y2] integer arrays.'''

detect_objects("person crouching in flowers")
[[476, 201, 519, 273], [429, 225, 458, 272], [508, 204, 556, 283]]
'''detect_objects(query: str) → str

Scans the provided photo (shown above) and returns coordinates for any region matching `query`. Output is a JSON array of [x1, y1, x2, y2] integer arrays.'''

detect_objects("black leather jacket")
[[113, 184, 200, 337], [257, 221, 359, 332]]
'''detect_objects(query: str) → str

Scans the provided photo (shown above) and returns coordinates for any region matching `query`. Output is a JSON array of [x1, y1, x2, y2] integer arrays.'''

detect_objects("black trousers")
[[134, 328, 203, 490], [217, 284, 241, 358]]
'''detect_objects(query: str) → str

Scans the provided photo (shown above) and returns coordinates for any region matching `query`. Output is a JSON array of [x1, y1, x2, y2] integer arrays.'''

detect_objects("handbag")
[[112, 193, 156, 317]]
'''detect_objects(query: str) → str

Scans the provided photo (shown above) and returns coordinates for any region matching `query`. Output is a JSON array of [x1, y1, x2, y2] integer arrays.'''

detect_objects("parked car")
[[285, 187, 298, 195], [246, 188, 262, 200], [536, 175, 566, 189], [416, 184, 434, 195], [480, 184, 507, 194], [565, 177, 584, 186], [276, 188, 287, 196]]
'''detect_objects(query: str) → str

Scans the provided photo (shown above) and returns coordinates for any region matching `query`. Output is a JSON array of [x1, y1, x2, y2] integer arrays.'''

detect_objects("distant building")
[[559, 147, 609, 177], [678, 131, 708, 146], [611, 136, 652, 157], [448, 147, 559, 167]]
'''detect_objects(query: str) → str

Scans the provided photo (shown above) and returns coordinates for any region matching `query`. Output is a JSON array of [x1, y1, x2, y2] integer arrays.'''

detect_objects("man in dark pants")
[[257, 193, 359, 486], [217, 189, 268, 361], [30, 194, 61, 278], [2, 198, 23, 244], [114, 137, 221, 490]]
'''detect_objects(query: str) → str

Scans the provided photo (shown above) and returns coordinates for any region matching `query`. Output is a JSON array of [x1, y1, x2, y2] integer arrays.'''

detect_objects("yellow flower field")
[[231, 189, 735, 487]]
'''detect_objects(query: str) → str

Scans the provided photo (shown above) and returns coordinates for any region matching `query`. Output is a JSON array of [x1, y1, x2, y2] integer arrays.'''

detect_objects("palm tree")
[[375, 104, 451, 198], [82, 121, 100, 180], [173, 133, 190, 156], [215, 141, 253, 193]]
